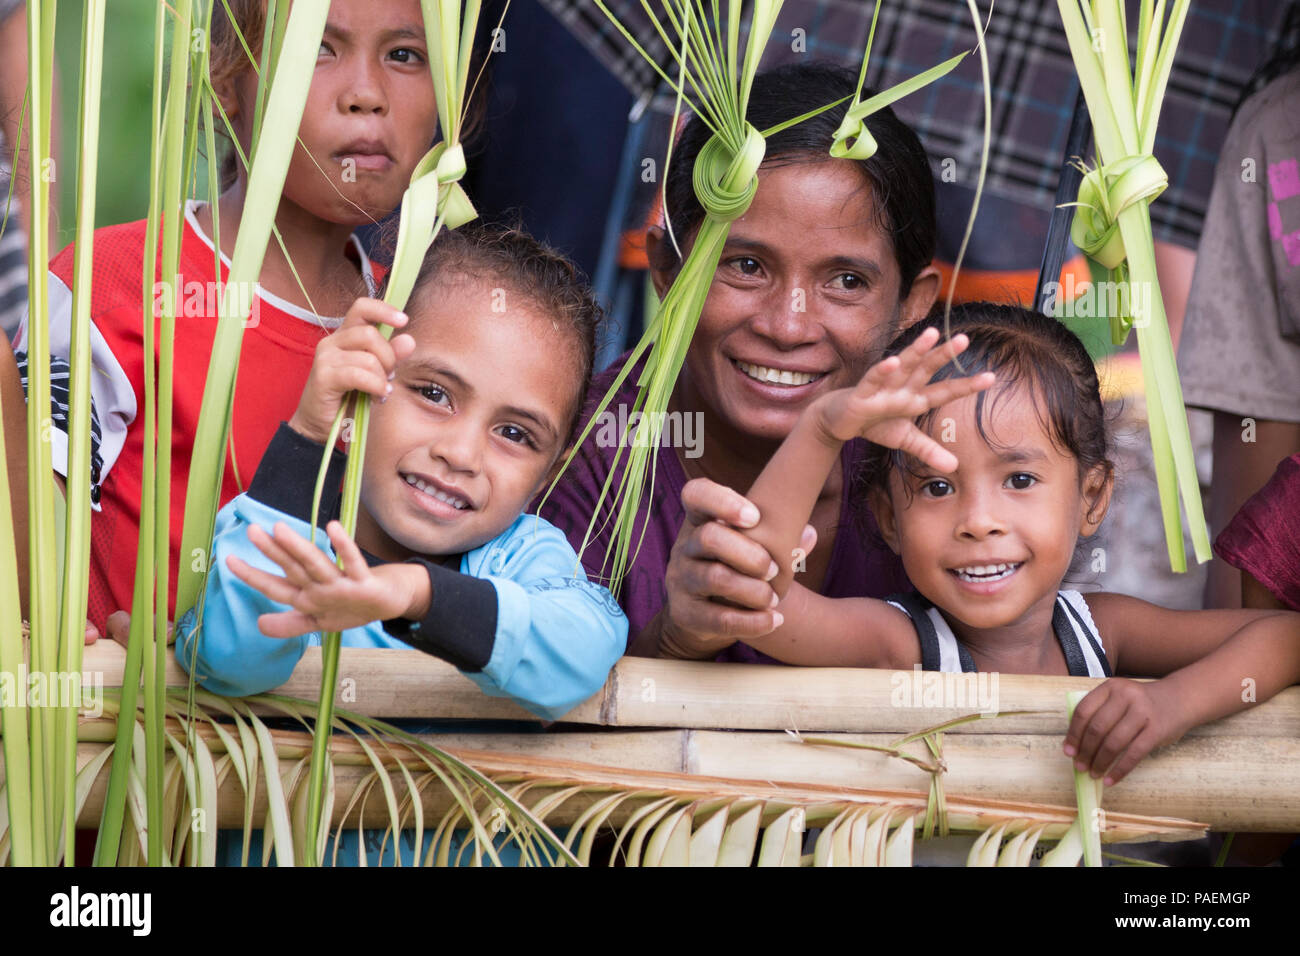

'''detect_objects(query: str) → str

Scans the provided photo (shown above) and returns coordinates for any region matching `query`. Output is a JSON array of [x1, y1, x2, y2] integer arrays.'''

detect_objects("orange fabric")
[[931, 254, 1093, 306]]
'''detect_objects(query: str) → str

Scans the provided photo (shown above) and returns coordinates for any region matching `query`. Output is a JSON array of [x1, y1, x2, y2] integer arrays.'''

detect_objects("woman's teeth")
[[404, 474, 468, 510], [952, 563, 1020, 583], [736, 360, 820, 386]]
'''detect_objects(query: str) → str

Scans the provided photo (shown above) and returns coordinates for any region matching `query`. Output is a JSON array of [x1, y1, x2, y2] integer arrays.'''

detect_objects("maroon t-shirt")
[[537, 355, 910, 662], [1215, 453, 1300, 611]]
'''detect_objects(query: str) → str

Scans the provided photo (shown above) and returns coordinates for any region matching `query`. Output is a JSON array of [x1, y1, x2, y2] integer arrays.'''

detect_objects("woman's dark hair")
[[856, 303, 1114, 526], [399, 222, 604, 448], [656, 61, 937, 296]]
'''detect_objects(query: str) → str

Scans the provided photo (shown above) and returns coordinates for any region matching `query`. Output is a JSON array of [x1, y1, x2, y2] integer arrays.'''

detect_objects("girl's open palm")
[[815, 328, 994, 474], [225, 521, 418, 638]]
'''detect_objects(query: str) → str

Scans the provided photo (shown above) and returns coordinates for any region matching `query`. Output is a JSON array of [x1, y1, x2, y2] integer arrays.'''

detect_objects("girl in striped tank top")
[[734, 303, 1300, 786]]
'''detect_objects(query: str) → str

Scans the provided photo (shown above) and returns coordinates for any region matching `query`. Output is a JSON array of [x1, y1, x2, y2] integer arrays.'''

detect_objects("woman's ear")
[[869, 485, 903, 555], [1079, 462, 1114, 536], [644, 226, 676, 300], [898, 264, 941, 330]]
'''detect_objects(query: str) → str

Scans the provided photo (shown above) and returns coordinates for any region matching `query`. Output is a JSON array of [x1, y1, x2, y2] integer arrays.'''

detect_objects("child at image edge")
[[175, 225, 627, 721], [738, 303, 1300, 787], [14, 0, 440, 634]]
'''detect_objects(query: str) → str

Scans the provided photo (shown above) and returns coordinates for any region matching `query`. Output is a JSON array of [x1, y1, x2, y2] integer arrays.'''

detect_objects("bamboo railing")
[[70, 643, 1300, 832]]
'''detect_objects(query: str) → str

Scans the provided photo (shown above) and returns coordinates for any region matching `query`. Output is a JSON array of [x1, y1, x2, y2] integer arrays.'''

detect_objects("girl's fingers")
[[1089, 709, 1147, 780], [328, 521, 369, 579], [246, 524, 314, 590], [920, 371, 996, 409], [1063, 684, 1108, 756], [257, 610, 320, 640], [390, 332, 416, 364], [342, 297, 409, 333], [330, 324, 400, 372], [225, 554, 300, 606], [897, 429, 958, 475], [326, 364, 392, 403], [1073, 699, 1127, 771], [270, 522, 341, 585], [1101, 727, 1160, 786]]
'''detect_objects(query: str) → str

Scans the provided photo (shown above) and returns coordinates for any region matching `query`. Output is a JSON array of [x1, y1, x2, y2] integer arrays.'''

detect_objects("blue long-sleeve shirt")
[[174, 424, 627, 720]]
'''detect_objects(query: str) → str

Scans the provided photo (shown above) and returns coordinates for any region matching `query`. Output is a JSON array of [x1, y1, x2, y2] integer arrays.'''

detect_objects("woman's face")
[[654, 159, 939, 445]]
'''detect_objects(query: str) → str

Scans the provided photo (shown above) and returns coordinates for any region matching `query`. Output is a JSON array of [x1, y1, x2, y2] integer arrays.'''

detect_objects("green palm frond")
[[1056, 0, 1207, 571]]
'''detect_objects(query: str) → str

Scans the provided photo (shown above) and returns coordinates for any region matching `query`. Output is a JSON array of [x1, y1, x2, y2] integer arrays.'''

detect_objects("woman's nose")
[[748, 281, 819, 349]]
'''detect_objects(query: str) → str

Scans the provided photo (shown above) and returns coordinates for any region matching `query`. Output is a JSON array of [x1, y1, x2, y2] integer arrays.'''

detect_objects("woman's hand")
[[1063, 679, 1188, 786], [289, 299, 415, 444], [650, 478, 815, 659], [225, 520, 430, 638], [813, 327, 994, 474]]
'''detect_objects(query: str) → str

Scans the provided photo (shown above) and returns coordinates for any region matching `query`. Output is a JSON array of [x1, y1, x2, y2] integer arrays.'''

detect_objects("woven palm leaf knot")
[[692, 123, 766, 223], [1069, 154, 1168, 271]]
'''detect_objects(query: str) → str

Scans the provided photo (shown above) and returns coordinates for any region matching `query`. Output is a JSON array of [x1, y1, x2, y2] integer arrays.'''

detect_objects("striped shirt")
[[885, 589, 1112, 678]]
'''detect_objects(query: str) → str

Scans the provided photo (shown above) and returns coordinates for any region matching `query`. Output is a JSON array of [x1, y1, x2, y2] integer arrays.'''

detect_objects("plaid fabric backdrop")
[[539, 0, 1291, 248]]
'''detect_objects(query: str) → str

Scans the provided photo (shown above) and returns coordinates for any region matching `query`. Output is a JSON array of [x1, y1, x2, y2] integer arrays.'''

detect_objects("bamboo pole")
[[78, 643, 1300, 738], [60, 717, 1299, 831], [65, 728, 1208, 840]]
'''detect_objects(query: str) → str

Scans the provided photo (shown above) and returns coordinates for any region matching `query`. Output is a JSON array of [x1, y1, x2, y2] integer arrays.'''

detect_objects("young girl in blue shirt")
[[175, 224, 627, 723]]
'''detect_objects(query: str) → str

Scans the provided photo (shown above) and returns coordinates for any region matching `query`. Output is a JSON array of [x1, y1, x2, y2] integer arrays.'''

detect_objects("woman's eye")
[[498, 424, 535, 448], [1006, 473, 1036, 490], [730, 256, 761, 276], [418, 384, 450, 407], [921, 479, 952, 498]]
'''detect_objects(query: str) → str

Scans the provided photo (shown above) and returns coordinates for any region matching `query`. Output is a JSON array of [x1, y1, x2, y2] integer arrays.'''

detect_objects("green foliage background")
[[54, 0, 170, 244]]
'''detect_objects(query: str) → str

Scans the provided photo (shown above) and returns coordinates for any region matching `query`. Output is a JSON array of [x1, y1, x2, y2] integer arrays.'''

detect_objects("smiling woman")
[[540, 62, 941, 662]]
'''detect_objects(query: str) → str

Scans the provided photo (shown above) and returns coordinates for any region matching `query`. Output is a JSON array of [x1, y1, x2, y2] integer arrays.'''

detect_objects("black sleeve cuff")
[[248, 423, 347, 525], [382, 558, 498, 672]]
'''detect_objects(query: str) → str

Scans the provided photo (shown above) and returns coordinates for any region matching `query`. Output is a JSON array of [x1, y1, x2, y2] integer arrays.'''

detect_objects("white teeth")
[[736, 361, 819, 386], [953, 563, 1020, 583], [403, 474, 468, 510]]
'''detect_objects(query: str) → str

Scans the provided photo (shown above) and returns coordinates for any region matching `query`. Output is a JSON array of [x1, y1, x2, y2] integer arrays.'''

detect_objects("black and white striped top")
[[885, 590, 1112, 678]]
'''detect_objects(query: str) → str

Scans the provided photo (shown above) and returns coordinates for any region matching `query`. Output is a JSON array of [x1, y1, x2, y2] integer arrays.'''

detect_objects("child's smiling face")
[[353, 275, 582, 562], [873, 387, 1112, 642], [221, 0, 439, 225]]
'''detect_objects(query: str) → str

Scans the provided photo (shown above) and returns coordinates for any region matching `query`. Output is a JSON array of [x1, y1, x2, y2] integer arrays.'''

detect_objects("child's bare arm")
[[1065, 593, 1300, 784], [744, 328, 994, 597], [742, 583, 921, 669]]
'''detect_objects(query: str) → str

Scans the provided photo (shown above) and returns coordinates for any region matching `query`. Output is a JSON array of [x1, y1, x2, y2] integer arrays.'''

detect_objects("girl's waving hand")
[[813, 327, 995, 473], [225, 520, 430, 638]]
